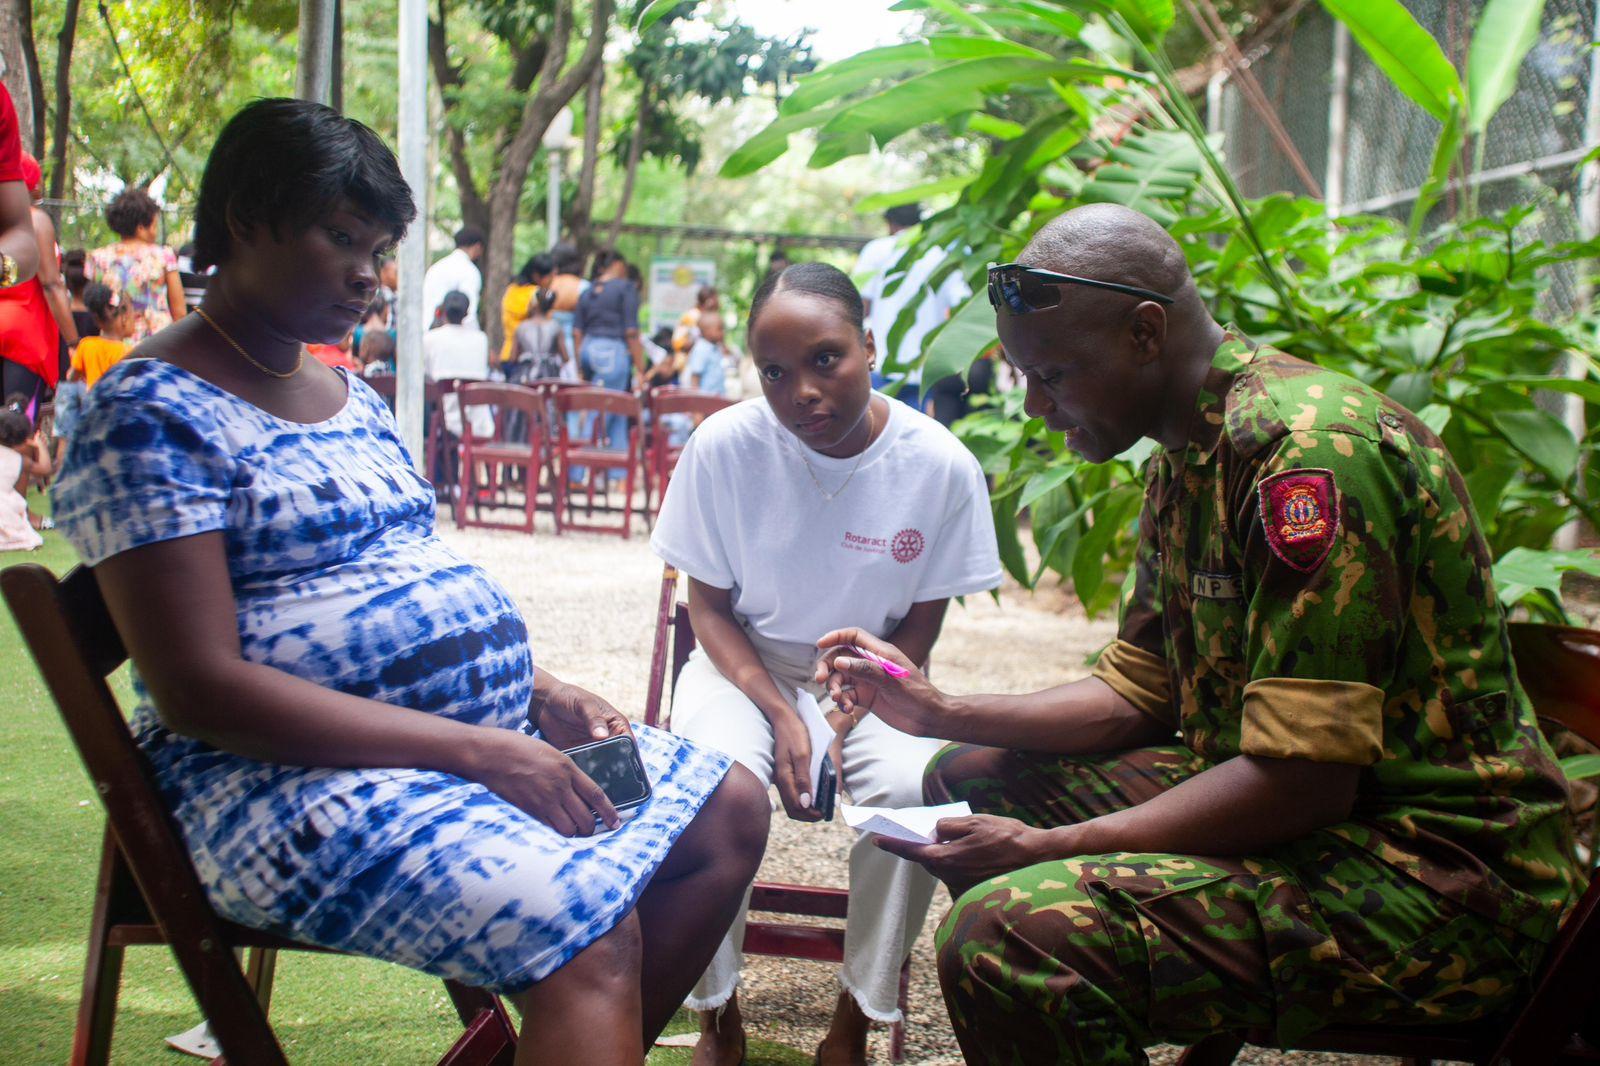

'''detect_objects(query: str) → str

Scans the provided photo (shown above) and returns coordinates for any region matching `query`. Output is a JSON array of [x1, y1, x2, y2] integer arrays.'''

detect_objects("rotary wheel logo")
[[891, 528, 925, 564]]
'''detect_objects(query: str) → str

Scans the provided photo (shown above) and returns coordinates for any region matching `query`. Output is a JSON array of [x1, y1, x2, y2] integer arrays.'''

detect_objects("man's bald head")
[[1020, 203, 1194, 311]]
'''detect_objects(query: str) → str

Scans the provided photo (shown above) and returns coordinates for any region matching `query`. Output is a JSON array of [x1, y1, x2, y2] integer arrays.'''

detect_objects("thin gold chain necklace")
[[195, 307, 304, 380], [801, 403, 876, 502]]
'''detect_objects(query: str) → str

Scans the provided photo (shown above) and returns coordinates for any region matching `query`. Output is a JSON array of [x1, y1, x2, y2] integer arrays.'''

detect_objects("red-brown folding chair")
[[454, 382, 547, 534], [520, 377, 583, 516], [644, 388, 733, 521], [1, 564, 518, 1066], [552, 387, 642, 539], [1179, 622, 1600, 1066], [644, 565, 912, 1062]]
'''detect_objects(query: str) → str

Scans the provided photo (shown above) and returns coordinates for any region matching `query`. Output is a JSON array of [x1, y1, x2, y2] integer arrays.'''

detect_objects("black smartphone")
[[814, 752, 837, 820], [562, 734, 653, 813]]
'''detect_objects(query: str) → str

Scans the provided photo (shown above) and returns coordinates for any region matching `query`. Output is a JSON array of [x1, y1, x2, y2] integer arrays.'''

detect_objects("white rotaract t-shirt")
[[651, 394, 1003, 646]]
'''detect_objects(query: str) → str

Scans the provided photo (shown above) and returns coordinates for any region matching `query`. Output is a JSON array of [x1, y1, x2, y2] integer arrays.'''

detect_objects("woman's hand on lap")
[[534, 678, 634, 751], [476, 732, 621, 836], [814, 628, 946, 737], [773, 716, 823, 823]]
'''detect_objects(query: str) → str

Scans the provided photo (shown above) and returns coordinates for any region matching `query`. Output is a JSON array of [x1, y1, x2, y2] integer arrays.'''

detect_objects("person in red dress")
[[0, 147, 61, 414], [0, 83, 38, 292]]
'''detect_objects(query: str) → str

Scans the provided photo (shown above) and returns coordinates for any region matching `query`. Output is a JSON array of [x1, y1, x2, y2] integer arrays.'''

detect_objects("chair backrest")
[[1509, 622, 1600, 748], [555, 386, 642, 420], [364, 374, 397, 399], [522, 377, 583, 394], [455, 382, 546, 443], [651, 389, 734, 420], [0, 564, 287, 1059], [644, 566, 697, 731]]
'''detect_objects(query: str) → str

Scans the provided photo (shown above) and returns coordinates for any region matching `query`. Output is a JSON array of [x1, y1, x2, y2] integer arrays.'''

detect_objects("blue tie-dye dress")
[[52, 358, 734, 994]]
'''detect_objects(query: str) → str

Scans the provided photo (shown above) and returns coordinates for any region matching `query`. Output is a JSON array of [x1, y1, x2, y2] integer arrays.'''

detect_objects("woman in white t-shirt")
[[651, 262, 1001, 1065]]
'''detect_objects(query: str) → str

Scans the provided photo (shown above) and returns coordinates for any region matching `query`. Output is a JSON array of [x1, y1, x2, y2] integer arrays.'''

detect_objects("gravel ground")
[[439, 511, 1408, 1066]]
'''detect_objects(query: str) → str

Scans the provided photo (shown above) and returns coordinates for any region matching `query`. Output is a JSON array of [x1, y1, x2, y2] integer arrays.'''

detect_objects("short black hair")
[[360, 328, 396, 364], [106, 187, 161, 239], [192, 98, 416, 272], [517, 253, 554, 285], [455, 226, 485, 249], [0, 394, 33, 445], [552, 242, 585, 275], [884, 203, 922, 228], [590, 248, 625, 281], [535, 288, 557, 315], [441, 291, 471, 324], [62, 248, 89, 297], [697, 285, 718, 307], [748, 261, 864, 335], [83, 282, 121, 326]]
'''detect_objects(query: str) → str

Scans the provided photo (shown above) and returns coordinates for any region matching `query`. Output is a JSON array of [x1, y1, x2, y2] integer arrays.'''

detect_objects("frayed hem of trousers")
[[839, 974, 903, 1024], [682, 977, 741, 1015]]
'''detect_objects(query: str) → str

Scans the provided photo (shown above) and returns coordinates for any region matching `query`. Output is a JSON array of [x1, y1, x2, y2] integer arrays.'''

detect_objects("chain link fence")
[[1208, 0, 1597, 313]]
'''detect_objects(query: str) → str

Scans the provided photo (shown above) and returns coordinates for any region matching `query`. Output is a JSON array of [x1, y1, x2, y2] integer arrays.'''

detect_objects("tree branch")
[[47, 0, 81, 201], [427, 0, 488, 231]]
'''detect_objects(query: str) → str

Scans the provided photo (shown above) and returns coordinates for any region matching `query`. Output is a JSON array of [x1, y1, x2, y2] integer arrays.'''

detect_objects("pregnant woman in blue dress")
[[52, 99, 768, 1065]]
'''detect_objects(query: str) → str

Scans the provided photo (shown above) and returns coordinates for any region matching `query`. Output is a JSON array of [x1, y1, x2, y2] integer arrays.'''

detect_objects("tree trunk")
[[16, 0, 44, 157], [605, 84, 648, 248], [568, 63, 603, 257], [47, 0, 78, 201], [427, 4, 489, 237], [0, 0, 37, 155], [481, 0, 611, 354]]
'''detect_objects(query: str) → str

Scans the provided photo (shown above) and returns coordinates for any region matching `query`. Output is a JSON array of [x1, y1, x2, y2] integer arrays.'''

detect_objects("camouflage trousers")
[[923, 744, 1543, 1066]]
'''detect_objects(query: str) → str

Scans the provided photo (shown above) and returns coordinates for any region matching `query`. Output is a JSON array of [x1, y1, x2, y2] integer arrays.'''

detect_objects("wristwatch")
[[0, 252, 18, 289]]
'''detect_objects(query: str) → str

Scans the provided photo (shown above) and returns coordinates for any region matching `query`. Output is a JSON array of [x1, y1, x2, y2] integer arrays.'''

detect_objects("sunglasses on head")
[[986, 262, 1175, 316]]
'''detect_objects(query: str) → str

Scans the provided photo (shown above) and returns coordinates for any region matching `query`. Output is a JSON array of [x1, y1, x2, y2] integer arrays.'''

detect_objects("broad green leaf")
[[992, 490, 1031, 585], [635, 0, 690, 33], [1559, 753, 1600, 782], [778, 43, 934, 117], [897, 0, 1006, 38], [809, 129, 873, 168], [1492, 547, 1600, 608], [1079, 128, 1207, 224], [1493, 408, 1579, 482], [1113, 0, 1176, 43], [1021, 467, 1076, 509], [1072, 494, 1140, 613], [721, 103, 847, 177], [1320, 0, 1462, 121], [820, 58, 1138, 145], [976, 1, 1089, 39], [966, 113, 1027, 140], [854, 176, 974, 214], [918, 291, 998, 390], [926, 34, 1055, 61], [1408, 105, 1465, 238], [1490, 374, 1600, 406], [1466, 0, 1549, 134], [1387, 370, 1434, 411]]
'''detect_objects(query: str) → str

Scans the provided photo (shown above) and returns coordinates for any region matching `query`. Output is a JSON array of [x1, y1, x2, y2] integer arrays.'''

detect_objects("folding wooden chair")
[[643, 388, 733, 521], [1179, 621, 1600, 1066], [552, 387, 642, 539], [1, 563, 518, 1066], [454, 382, 547, 534], [643, 565, 912, 1063]]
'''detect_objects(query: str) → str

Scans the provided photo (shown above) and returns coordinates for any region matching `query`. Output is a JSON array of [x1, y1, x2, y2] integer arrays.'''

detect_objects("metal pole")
[[547, 150, 561, 247], [396, 0, 429, 471], [1205, 69, 1228, 139], [1557, 0, 1600, 549], [295, 0, 336, 106], [1324, 21, 1350, 216]]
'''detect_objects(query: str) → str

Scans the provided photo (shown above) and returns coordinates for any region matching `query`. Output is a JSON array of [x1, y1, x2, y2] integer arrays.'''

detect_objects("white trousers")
[[670, 631, 944, 1022]]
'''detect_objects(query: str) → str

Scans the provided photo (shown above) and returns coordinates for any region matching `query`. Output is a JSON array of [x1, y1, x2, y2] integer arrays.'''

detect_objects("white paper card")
[[794, 689, 834, 795], [841, 801, 972, 845]]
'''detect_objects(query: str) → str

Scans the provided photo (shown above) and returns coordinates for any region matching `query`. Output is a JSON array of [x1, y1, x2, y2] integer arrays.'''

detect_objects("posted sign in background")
[[648, 258, 717, 336]]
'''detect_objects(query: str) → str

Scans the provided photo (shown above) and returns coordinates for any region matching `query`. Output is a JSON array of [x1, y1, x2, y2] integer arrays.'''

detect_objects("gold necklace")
[[801, 402, 877, 502], [195, 307, 304, 380]]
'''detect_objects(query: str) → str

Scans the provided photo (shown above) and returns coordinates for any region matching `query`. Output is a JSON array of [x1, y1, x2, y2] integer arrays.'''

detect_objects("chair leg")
[[244, 947, 278, 1014], [522, 460, 535, 534], [71, 836, 128, 1066], [1175, 1032, 1245, 1066]]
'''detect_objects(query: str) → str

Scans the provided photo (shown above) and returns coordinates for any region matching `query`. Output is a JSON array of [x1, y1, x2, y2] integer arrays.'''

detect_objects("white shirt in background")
[[861, 244, 971, 388], [424, 324, 493, 438], [651, 394, 1002, 647], [422, 248, 483, 329]]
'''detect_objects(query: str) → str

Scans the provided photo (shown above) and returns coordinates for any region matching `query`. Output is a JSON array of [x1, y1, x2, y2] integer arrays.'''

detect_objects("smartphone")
[[814, 752, 838, 820], [562, 734, 653, 814]]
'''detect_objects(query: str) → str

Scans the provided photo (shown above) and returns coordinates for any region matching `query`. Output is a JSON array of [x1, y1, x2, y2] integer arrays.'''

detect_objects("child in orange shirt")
[[72, 283, 134, 387]]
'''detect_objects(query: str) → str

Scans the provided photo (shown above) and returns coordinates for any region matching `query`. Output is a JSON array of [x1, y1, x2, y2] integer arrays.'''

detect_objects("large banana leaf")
[[918, 290, 999, 387], [1466, 0, 1549, 133], [1320, 0, 1462, 122], [1078, 127, 1207, 224]]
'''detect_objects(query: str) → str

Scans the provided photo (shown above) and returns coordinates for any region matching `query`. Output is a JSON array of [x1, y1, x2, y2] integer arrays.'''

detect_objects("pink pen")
[[848, 643, 910, 678]]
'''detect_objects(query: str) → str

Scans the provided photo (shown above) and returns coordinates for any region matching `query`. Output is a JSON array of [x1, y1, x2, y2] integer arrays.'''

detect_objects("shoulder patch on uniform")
[[1259, 468, 1340, 572]]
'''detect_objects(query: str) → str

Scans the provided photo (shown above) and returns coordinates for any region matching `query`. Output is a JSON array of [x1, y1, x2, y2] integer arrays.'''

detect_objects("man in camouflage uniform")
[[815, 204, 1583, 1064]]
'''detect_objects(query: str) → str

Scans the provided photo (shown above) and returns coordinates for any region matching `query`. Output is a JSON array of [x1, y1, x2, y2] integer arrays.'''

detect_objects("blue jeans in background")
[[572, 335, 632, 485]]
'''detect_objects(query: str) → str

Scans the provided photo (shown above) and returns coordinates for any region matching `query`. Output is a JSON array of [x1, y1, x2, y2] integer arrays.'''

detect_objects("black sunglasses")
[[987, 262, 1175, 316]]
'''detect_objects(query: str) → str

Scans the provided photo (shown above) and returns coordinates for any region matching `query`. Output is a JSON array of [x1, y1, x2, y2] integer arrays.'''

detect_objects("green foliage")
[[723, 0, 1599, 620]]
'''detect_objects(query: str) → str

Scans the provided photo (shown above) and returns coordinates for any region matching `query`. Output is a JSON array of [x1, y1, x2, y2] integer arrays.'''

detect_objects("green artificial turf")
[[0, 516, 806, 1064]]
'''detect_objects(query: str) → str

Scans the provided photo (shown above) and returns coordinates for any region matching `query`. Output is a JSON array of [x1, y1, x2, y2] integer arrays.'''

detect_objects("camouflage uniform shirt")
[[1090, 335, 1581, 941]]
